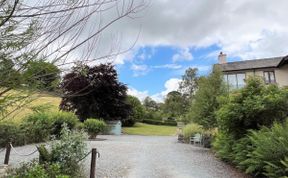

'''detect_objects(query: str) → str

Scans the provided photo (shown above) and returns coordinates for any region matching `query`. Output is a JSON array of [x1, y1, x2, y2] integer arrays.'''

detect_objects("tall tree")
[[23, 60, 60, 91], [163, 91, 188, 118], [187, 67, 227, 128], [123, 95, 145, 126], [143, 96, 159, 111], [178, 68, 199, 98], [60, 63, 131, 122]]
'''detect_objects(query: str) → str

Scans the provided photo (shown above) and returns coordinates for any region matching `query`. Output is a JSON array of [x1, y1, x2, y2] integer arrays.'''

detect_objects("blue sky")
[[106, 0, 288, 102], [116, 44, 241, 102], [61, 0, 288, 102]]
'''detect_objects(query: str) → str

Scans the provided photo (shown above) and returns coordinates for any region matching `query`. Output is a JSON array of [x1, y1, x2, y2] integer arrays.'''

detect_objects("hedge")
[[142, 119, 177, 126]]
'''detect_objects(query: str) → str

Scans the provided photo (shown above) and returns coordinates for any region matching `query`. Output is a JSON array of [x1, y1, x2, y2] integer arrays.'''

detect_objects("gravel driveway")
[[0, 135, 250, 178]]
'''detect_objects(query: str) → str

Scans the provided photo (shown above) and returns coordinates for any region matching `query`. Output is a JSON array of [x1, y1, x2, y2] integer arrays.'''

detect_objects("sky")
[[25, 0, 288, 102], [107, 0, 288, 102]]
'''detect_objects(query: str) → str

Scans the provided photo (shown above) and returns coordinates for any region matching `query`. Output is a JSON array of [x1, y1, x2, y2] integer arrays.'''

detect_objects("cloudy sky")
[[112, 0, 288, 102], [40, 0, 287, 102]]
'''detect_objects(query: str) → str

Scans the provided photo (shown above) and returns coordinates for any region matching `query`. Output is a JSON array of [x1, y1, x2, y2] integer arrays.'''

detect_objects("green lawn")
[[123, 122, 177, 136]]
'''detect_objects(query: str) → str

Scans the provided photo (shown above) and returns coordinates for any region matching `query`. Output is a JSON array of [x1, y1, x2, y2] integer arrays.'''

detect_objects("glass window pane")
[[228, 74, 237, 89], [269, 72, 275, 83], [264, 72, 269, 83], [237, 73, 246, 88]]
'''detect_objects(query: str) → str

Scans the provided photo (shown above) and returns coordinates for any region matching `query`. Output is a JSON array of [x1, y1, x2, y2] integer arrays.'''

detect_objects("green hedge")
[[0, 111, 80, 148], [142, 119, 177, 126], [213, 119, 288, 178]]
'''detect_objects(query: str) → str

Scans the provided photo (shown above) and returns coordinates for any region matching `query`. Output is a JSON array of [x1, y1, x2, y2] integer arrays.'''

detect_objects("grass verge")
[[122, 122, 177, 136]]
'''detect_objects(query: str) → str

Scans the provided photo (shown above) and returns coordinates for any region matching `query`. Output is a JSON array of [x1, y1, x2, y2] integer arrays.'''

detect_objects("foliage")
[[142, 119, 177, 126], [60, 63, 131, 122], [216, 77, 288, 138], [123, 95, 145, 127], [38, 125, 88, 177], [178, 67, 199, 98], [182, 123, 203, 142], [212, 131, 235, 162], [7, 160, 69, 178], [143, 110, 163, 121], [123, 122, 176, 136], [21, 112, 53, 143], [50, 111, 78, 137], [241, 120, 288, 177], [0, 122, 25, 147], [162, 91, 188, 118], [187, 66, 227, 129], [143, 96, 159, 111], [23, 60, 60, 91], [83, 119, 107, 138]]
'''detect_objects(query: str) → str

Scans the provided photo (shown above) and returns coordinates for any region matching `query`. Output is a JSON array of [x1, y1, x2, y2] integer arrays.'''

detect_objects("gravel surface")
[[0, 135, 250, 178]]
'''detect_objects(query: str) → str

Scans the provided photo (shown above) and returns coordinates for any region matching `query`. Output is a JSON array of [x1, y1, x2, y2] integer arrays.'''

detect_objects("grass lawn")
[[123, 122, 177, 136]]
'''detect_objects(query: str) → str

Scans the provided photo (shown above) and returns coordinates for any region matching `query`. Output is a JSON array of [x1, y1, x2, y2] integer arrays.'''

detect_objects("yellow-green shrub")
[[183, 123, 203, 142]]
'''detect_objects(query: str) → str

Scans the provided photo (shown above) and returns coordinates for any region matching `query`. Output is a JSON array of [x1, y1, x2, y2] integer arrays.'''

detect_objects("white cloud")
[[130, 64, 150, 77], [151, 78, 181, 102], [42, 0, 288, 66], [172, 47, 193, 62], [152, 64, 182, 69], [127, 87, 149, 101], [108, 0, 288, 62]]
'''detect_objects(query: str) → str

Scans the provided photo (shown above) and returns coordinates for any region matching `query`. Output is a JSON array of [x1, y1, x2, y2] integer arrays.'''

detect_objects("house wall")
[[223, 64, 288, 87], [275, 65, 288, 87]]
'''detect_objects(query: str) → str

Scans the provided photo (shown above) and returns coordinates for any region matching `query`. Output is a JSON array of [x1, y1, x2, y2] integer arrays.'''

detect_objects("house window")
[[263, 71, 276, 84], [224, 73, 246, 89]]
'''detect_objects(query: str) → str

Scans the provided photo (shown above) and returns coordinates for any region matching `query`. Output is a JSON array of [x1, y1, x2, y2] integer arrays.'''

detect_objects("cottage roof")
[[217, 56, 286, 72]]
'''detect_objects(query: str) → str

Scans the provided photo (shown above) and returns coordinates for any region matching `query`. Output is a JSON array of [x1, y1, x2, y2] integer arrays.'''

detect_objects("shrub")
[[142, 119, 177, 126], [241, 120, 288, 177], [0, 122, 25, 147], [216, 77, 288, 139], [7, 160, 69, 178], [50, 111, 78, 137], [38, 124, 88, 177], [83, 119, 107, 139], [202, 128, 218, 148], [21, 112, 53, 143], [212, 131, 235, 162], [183, 123, 203, 142]]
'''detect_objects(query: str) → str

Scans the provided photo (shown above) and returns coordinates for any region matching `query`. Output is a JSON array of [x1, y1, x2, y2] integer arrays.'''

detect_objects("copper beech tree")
[[60, 63, 132, 122]]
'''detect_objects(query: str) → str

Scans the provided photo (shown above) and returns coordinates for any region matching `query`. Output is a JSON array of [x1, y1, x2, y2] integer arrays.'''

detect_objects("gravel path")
[[0, 135, 250, 178]]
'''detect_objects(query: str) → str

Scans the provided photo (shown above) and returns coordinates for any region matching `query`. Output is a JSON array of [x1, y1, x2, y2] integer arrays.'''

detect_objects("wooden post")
[[4, 143, 11, 165], [90, 148, 97, 178]]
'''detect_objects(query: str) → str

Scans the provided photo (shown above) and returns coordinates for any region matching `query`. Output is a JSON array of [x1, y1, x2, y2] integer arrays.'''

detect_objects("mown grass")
[[123, 122, 177, 136]]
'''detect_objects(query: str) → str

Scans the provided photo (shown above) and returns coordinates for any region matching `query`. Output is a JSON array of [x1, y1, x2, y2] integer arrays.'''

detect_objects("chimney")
[[218, 52, 227, 64]]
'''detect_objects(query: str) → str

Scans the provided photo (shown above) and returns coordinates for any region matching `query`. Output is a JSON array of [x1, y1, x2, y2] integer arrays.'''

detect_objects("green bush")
[[0, 122, 25, 147], [38, 124, 88, 177], [50, 111, 78, 137], [216, 77, 288, 139], [21, 112, 53, 144], [83, 119, 107, 139], [7, 160, 69, 178], [241, 120, 288, 178], [183, 123, 203, 142], [212, 131, 235, 162], [142, 119, 177, 126]]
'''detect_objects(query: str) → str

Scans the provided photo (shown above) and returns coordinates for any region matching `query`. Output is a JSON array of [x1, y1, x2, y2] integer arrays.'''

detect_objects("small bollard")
[[4, 143, 11, 165], [90, 148, 97, 178]]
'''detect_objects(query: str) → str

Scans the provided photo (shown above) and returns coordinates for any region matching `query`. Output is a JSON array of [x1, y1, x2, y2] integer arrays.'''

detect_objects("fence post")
[[90, 148, 97, 178], [4, 143, 11, 165]]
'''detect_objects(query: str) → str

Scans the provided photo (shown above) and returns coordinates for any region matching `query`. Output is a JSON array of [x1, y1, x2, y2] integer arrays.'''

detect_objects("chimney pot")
[[218, 52, 227, 64]]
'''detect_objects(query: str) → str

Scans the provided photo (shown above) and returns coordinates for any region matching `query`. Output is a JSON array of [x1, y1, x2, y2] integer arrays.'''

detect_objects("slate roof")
[[217, 56, 285, 72]]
